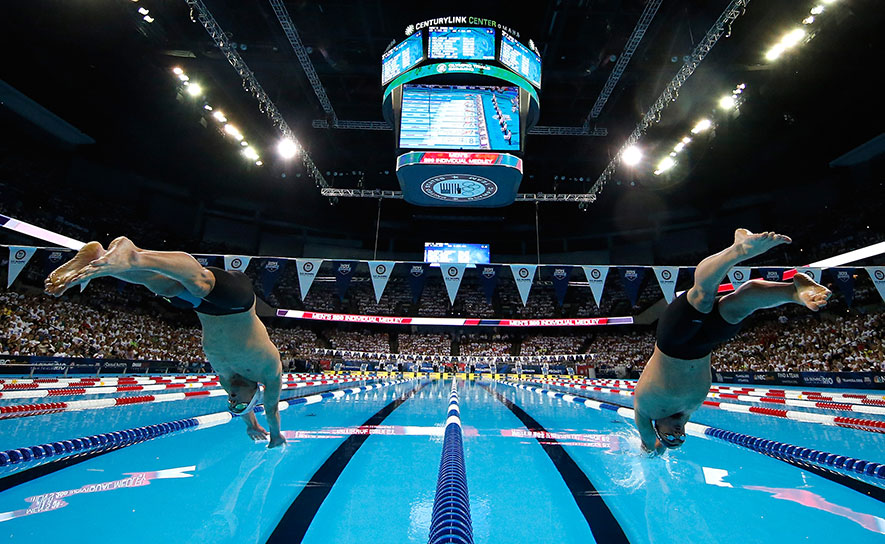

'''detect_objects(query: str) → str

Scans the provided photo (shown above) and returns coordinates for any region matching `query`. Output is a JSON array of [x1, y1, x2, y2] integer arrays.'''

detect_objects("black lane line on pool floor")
[[0, 386, 363, 493], [481, 384, 630, 544], [540, 385, 885, 504], [267, 380, 430, 544]]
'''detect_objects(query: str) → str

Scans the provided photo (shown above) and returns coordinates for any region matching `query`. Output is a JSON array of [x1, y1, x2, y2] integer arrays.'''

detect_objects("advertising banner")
[[368, 261, 396, 303], [510, 264, 537, 306], [618, 267, 647, 307], [581, 265, 609, 308], [295, 258, 323, 300], [652, 266, 680, 303], [7, 246, 37, 288], [258, 258, 287, 298], [550, 266, 572, 306]]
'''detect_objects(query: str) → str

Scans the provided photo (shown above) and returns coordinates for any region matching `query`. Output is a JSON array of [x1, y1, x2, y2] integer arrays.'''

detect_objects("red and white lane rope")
[[527, 378, 885, 434], [0, 377, 371, 420], [0, 373, 327, 388], [0, 375, 344, 401]]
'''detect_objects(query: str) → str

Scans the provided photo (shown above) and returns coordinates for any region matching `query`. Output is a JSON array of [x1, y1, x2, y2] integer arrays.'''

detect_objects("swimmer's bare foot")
[[793, 272, 831, 311], [733, 228, 792, 260], [70, 236, 141, 283], [44, 241, 105, 296]]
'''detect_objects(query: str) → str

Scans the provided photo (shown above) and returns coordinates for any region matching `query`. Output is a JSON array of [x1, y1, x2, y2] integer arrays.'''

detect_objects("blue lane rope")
[[0, 379, 408, 469], [428, 382, 474, 544], [502, 381, 885, 481]]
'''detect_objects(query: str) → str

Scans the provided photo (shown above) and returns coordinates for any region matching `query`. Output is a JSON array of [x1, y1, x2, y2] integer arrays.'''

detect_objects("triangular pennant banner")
[[479, 265, 501, 304], [42, 249, 74, 278], [758, 267, 786, 282], [193, 255, 222, 269], [509, 264, 537, 306], [408, 263, 431, 303], [581, 266, 609, 308], [728, 267, 752, 291], [369, 261, 395, 303], [295, 259, 323, 300], [550, 266, 572, 306], [333, 261, 358, 301], [223, 255, 252, 272], [867, 267, 885, 304], [652, 266, 680, 304], [7, 246, 37, 288], [442, 263, 467, 305], [795, 267, 822, 284], [618, 267, 647, 307], [258, 258, 287, 298], [828, 267, 856, 307]]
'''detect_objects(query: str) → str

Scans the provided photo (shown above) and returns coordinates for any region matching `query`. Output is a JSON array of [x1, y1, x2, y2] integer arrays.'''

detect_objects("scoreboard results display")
[[382, 31, 424, 85], [424, 242, 490, 267], [399, 84, 520, 151], [499, 31, 541, 88], [428, 26, 495, 60]]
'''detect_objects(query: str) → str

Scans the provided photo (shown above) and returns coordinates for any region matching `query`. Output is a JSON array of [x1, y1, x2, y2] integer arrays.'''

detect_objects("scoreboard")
[[382, 31, 424, 85], [428, 26, 496, 60], [499, 31, 541, 88]]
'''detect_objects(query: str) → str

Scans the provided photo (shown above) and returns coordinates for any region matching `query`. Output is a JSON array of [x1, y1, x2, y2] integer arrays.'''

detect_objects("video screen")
[[381, 32, 424, 85], [399, 84, 520, 151], [424, 242, 490, 268], [428, 26, 495, 60], [499, 31, 541, 88]]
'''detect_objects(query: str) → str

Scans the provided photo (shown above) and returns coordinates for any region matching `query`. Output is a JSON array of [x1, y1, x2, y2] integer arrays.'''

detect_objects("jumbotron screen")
[[399, 84, 520, 151], [424, 242, 490, 267], [428, 26, 495, 60], [499, 31, 541, 88], [381, 31, 424, 85]]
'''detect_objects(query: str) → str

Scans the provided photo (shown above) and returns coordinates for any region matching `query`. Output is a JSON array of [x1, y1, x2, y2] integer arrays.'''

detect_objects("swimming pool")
[[1, 374, 883, 543]]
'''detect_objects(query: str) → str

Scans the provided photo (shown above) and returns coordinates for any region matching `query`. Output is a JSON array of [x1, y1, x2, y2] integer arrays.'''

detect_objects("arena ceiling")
[[1, 0, 883, 254]]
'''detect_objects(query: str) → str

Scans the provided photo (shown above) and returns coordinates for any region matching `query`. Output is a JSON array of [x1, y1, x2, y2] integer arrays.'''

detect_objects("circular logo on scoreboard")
[[420, 174, 498, 202], [436, 64, 448, 73], [14, 250, 26, 260], [231, 258, 243, 269]]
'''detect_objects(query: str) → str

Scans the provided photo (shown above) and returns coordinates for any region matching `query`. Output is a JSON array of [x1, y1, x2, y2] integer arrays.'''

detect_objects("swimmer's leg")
[[718, 273, 831, 324], [71, 236, 214, 299], [687, 229, 792, 313]]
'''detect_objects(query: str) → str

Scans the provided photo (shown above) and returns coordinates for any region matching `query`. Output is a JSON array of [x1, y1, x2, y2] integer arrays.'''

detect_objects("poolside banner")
[[369, 261, 395, 302], [758, 267, 786, 282], [408, 262, 431, 303], [223, 255, 251, 273], [7, 246, 36, 288], [828, 267, 856, 307], [442, 263, 467, 305], [550, 266, 572, 306], [867, 267, 885, 303], [479, 265, 501, 303], [296, 258, 323, 300], [582, 266, 609, 308], [727, 267, 751, 291], [652, 266, 680, 303], [334, 261, 358, 301], [193, 255, 221, 269], [510, 264, 537, 306], [618, 267, 647, 307], [796, 267, 822, 284], [259, 258, 287, 298]]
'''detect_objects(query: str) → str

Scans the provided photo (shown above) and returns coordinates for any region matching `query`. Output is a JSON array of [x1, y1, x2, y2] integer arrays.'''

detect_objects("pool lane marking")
[[479, 384, 630, 544], [505, 381, 885, 504], [0, 380, 409, 489], [266, 380, 430, 544]]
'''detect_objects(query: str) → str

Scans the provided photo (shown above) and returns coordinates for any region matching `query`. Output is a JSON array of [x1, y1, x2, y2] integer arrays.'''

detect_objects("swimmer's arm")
[[262, 366, 285, 449], [634, 408, 665, 455]]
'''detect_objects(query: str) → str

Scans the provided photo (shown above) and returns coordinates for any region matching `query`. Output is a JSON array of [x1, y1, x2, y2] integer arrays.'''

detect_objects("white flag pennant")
[[224, 255, 252, 272], [7, 246, 37, 288], [295, 259, 323, 300], [581, 265, 609, 308], [795, 267, 822, 284], [442, 263, 467, 305], [368, 261, 395, 303], [728, 267, 752, 291], [652, 266, 680, 304], [510, 264, 537, 306], [867, 267, 885, 304]]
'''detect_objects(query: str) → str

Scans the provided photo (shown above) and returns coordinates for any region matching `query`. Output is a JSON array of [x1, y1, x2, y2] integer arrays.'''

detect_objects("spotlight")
[[657, 157, 675, 173], [178, 74, 189, 82], [803, 16, 815, 25], [172, 67, 183, 75], [224, 124, 243, 141], [203, 104, 212, 111], [255, 161, 263, 166], [765, 44, 786, 61], [621, 145, 642, 166], [277, 138, 298, 159], [719, 95, 736, 109], [186, 83, 202, 97], [810, 5, 824, 14], [143, 15, 154, 23], [681, 137, 692, 144], [242, 147, 259, 161], [691, 119, 712, 134], [138, 7, 149, 15], [212, 111, 227, 123], [782, 28, 807, 47], [674, 142, 685, 153], [241, 141, 249, 147]]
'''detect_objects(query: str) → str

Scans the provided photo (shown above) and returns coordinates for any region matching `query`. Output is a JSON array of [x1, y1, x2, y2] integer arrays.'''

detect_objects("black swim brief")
[[165, 267, 255, 316], [655, 292, 743, 360]]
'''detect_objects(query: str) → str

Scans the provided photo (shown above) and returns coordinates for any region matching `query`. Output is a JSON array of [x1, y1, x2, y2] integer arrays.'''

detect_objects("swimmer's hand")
[[268, 434, 287, 449], [246, 424, 269, 442], [641, 439, 666, 457]]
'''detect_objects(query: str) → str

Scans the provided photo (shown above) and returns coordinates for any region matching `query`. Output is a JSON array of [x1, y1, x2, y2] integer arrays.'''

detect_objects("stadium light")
[[655, 157, 675, 175], [224, 124, 244, 141], [212, 111, 227, 123], [277, 138, 298, 159], [143, 15, 154, 23], [810, 5, 824, 14], [621, 145, 642, 166], [178, 74, 189, 82], [691, 119, 712, 134], [782, 28, 807, 47], [240, 141, 249, 147], [255, 160, 263, 166], [242, 147, 260, 161], [719, 95, 736, 109], [681, 136, 692, 144], [803, 16, 815, 25], [203, 104, 212, 111], [674, 142, 686, 153], [137, 7, 149, 15], [186, 83, 202, 97], [172, 67, 183, 75]]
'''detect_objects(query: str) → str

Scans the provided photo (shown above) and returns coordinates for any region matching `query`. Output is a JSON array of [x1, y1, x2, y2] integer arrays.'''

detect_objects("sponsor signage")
[[713, 370, 885, 389], [407, 16, 521, 38]]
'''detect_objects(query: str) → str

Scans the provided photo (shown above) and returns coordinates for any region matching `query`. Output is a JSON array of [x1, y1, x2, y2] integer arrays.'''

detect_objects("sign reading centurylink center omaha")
[[407, 16, 521, 39]]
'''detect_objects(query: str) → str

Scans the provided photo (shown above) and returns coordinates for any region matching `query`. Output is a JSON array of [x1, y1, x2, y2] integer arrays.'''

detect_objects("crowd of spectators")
[[397, 333, 451, 355], [521, 334, 585, 356], [460, 333, 512, 356], [325, 329, 390, 353]]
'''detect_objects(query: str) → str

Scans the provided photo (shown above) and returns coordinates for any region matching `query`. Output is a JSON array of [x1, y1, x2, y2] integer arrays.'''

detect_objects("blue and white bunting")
[[368, 261, 395, 303], [652, 266, 680, 303], [442, 263, 467, 305], [510, 264, 537, 307], [295, 258, 323, 300], [7, 246, 37, 288], [581, 265, 609, 308], [223, 255, 251, 272]]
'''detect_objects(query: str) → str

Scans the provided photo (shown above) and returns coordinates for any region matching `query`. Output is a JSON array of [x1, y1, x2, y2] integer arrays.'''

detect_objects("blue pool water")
[[1, 377, 883, 543]]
